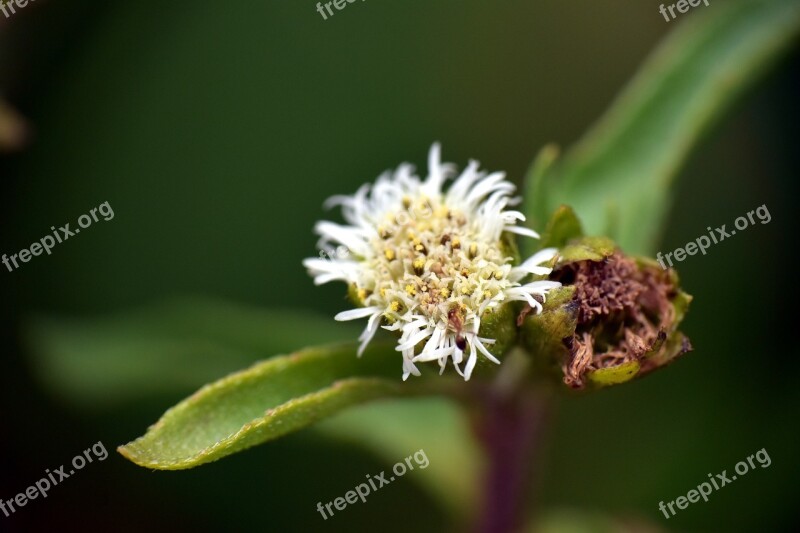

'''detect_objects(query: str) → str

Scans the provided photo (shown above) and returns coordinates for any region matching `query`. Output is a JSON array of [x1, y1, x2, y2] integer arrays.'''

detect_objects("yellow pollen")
[[360, 195, 520, 333]]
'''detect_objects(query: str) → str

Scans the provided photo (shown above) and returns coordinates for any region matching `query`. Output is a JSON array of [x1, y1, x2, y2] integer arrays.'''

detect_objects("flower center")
[[357, 195, 514, 330]]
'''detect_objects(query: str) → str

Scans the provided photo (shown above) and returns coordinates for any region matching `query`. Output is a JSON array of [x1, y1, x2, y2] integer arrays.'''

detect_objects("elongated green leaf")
[[118, 342, 442, 469], [526, 0, 800, 255], [24, 298, 359, 407]]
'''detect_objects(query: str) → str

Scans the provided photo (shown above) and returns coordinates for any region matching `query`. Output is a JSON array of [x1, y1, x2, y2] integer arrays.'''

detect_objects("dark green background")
[[1, 1, 798, 531]]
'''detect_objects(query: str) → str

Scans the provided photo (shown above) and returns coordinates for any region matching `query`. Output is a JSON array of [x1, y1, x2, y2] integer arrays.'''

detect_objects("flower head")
[[304, 144, 560, 380], [518, 207, 693, 391]]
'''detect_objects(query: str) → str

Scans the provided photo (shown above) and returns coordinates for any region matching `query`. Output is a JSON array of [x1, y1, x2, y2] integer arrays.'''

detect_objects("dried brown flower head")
[[552, 253, 690, 388]]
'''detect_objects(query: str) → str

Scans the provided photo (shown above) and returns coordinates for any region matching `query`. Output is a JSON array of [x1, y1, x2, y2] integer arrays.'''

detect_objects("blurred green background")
[[1, 0, 798, 531]]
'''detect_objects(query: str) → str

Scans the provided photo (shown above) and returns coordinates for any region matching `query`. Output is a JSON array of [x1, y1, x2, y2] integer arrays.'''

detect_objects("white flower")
[[303, 144, 560, 381]]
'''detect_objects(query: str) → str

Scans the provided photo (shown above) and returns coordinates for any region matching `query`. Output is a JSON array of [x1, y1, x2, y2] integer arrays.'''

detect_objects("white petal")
[[412, 346, 454, 363], [423, 142, 454, 195], [396, 327, 433, 351], [335, 307, 381, 321], [527, 247, 558, 265], [463, 345, 478, 381], [474, 337, 501, 364], [504, 225, 540, 239], [314, 221, 371, 255], [465, 172, 514, 207], [523, 280, 562, 293], [357, 312, 382, 357], [446, 160, 482, 203], [420, 326, 444, 355], [402, 354, 421, 380], [506, 289, 543, 311]]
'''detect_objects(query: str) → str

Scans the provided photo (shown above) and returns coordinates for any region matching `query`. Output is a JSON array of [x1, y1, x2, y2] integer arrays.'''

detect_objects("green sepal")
[[555, 236, 616, 268], [519, 286, 577, 381], [477, 302, 519, 362]]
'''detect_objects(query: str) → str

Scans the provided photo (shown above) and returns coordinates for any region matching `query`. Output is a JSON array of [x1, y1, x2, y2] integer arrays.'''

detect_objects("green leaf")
[[316, 397, 482, 520], [24, 298, 359, 408], [526, 0, 800, 255], [118, 342, 441, 470], [537, 205, 584, 251]]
